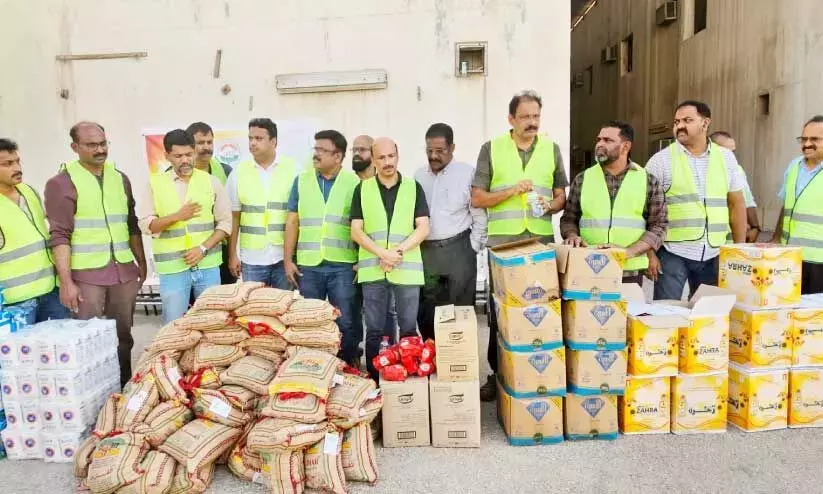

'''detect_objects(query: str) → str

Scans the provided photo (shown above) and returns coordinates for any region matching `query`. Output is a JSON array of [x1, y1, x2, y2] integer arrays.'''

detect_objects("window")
[[694, 0, 707, 34], [585, 66, 594, 95], [758, 93, 770, 116], [455, 42, 487, 77], [621, 34, 634, 75]]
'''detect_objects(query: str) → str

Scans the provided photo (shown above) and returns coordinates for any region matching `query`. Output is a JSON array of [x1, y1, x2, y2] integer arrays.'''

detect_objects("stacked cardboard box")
[[720, 244, 803, 432], [789, 294, 823, 428], [555, 245, 626, 441], [490, 241, 564, 445]]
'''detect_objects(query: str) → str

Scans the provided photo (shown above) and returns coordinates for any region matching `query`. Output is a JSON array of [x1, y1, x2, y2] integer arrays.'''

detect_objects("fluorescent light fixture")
[[275, 69, 388, 94]]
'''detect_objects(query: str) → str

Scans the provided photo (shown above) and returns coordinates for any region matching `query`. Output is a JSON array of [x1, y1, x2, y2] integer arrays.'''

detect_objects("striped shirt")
[[645, 142, 742, 262]]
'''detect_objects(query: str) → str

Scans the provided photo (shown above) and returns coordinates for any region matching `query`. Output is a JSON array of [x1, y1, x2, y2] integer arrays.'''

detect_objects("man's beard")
[[352, 157, 371, 172]]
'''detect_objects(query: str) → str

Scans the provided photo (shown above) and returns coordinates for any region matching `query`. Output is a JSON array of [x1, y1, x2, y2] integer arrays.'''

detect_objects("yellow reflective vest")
[[296, 169, 359, 266], [237, 157, 299, 251], [781, 158, 823, 262]]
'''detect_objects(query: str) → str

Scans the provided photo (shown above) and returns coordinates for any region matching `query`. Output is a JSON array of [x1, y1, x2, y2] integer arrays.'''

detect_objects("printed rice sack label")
[[151, 354, 187, 404], [74, 435, 99, 478], [166, 463, 215, 494], [246, 418, 328, 453], [191, 388, 252, 428], [239, 334, 289, 352], [190, 342, 246, 372], [269, 347, 342, 399], [234, 288, 296, 317], [174, 310, 234, 332], [262, 450, 305, 494], [304, 432, 347, 494], [262, 392, 328, 424], [278, 298, 340, 327], [191, 281, 265, 311], [246, 347, 286, 367], [236, 315, 288, 336], [148, 326, 202, 354], [115, 450, 177, 494], [282, 322, 341, 349], [341, 422, 378, 483], [201, 326, 250, 345], [327, 374, 378, 422], [144, 401, 195, 448], [86, 432, 149, 494], [789, 366, 823, 428], [117, 374, 160, 430], [220, 355, 278, 395], [220, 384, 259, 411], [158, 419, 241, 474]]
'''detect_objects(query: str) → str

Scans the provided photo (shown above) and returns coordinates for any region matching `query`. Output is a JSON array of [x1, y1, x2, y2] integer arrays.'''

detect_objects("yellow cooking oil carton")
[[718, 244, 802, 308], [789, 366, 823, 428], [627, 319, 679, 377], [619, 375, 671, 434], [729, 304, 793, 367], [791, 295, 823, 366], [671, 372, 728, 434], [727, 363, 788, 432]]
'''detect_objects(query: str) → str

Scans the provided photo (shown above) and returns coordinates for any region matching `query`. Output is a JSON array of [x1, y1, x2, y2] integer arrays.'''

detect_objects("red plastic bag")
[[398, 336, 423, 359], [421, 339, 436, 363], [372, 348, 399, 371], [400, 355, 419, 375], [380, 364, 408, 382], [417, 361, 435, 377]]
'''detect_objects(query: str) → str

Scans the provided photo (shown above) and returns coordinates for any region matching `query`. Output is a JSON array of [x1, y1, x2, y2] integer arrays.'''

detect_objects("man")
[[352, 135, 376, 180], [414, 123, 486, 340], [646, 101, 747, 301], [186, 121, 236, 285], [284, 130, 361, 365], [350, 137, 430, 381], [45, 122, 147, 387], [710, 131, 761, 242], [0, 138, 69, 324], [771, 115, 823, 294], [139, 130, 231, 323], [560, 121, 667, 285], [471, 90, 568, 401], [227, 118, 297, 289]]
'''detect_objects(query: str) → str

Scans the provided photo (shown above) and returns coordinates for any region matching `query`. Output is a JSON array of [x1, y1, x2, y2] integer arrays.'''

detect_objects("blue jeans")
[[362, 280, 419, 380], [298, 264, 359, 364], [160, 267, 221, 324], [6, 287, 70, 325], [241, 261, 290, 290], [653, 248, 719, 301]]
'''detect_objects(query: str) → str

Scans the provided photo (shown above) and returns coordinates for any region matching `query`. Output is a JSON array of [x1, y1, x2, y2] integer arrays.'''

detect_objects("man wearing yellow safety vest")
[[645, 101, 747, 301], [710, 131, 762, 242], [470, 90, 568, 401], [771, 115, 823, 294], [227, 118, 297, 289], [350, 137, 431, 381], [0, 138, 69, 324], [45, 122, 147, 387], [284, 130, 361, 366], [560, 121, 668, 286], [139, 130, 232, 323]]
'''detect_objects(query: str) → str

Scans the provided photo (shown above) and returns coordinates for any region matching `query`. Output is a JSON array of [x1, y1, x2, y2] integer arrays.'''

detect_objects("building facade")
[[571, 0, 823, 227]]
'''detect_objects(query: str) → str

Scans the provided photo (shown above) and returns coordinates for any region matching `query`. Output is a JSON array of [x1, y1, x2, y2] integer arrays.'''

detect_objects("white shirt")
[[646, 142, 742, 262], [226, 157, 285, 266], [414, 160, 487, 252]]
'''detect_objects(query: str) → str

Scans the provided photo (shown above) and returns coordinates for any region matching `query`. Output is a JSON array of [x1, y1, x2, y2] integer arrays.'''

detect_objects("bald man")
[[350, 138, 430, 381]]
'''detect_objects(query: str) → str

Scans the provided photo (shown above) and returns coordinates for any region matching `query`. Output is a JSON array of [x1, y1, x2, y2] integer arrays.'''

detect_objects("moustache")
[[526, 126, 538, 132], [93, 153, 107, 159], [199, 149, 213, 155], [11, 172, 22, 179], [803, 146, 817, 151], [676, 129, 688, 135]]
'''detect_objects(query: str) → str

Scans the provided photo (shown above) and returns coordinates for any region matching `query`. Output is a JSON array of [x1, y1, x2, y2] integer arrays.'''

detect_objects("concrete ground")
[[2, 311, 822, 493]]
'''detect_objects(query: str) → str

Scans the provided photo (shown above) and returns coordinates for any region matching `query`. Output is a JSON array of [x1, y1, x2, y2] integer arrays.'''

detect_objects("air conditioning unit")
[[600, 45, 618, 64], [573, 72, 585, 88], [656, 1, 678, 25]]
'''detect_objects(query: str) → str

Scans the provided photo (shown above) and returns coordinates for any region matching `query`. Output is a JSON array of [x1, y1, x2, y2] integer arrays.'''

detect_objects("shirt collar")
[[254, 156, 279, 171], [799, 157, 823, 172], [377, 172, 402, 189], [677, 140, 711, 158]]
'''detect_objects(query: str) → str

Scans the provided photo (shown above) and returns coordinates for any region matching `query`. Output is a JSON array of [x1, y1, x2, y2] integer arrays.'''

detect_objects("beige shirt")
[[138, 172, 232, 237]]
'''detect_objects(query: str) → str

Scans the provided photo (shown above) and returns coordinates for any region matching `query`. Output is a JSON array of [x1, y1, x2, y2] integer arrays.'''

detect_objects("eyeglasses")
[[351, 147, 370, 154], [426, 148, 449, 156], [312, 146, 337, 154], [797, 137, 823, 144], [80, 141, 109, 150]]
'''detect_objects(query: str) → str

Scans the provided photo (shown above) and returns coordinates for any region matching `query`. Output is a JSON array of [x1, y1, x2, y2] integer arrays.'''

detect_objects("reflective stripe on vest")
[[65, 161, 135, 270], [781, 158, 823, 262], [0, 184, 56, 304], [150, 169, 222, 274], [664, 143, 729, 247], [209, 158, 228, 185], [579, 164, 649, 271], [488, 133, 555, 236], [296, 169, 359, 266], [237, 157, 298, 251], [357, 176, 424, 285]]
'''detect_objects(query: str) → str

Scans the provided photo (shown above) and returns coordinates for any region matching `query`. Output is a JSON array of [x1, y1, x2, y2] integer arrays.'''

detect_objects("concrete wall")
[[0, 0, 570, 198]]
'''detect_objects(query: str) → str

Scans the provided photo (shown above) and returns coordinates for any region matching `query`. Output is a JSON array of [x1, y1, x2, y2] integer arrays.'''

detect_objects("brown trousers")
[[76, 279, 140, 387]]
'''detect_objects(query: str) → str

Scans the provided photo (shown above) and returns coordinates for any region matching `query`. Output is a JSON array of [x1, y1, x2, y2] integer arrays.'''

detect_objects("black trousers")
[[802, 261, 823, 295], [417, 230, 477, 341]]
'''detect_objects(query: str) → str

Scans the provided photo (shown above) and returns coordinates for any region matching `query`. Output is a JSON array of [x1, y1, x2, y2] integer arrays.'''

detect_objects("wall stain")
[[434, 0, 448, 51], [224, 1, 231, 17]]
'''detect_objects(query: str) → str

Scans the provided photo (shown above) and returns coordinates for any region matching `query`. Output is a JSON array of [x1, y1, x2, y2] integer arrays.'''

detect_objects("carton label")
[[522, 286, 547, 301], [528, 353, 551, 374], [523, 306, 548, 327], [594, 351, 618, 371], [585, 253, 610, 274], [581, 397, 605, 418], [526, 401, 549, 421], [397, 393, 415, 405], [590, 304, 615, 326]]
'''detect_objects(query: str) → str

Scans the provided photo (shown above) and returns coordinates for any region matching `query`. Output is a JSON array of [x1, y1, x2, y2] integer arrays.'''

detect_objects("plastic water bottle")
[[527, 191, 544, 217], [379, 336, 391, 352]]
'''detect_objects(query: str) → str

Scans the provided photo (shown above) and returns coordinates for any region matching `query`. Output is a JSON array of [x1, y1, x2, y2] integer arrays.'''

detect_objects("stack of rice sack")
[[73, 282, 384, 494]]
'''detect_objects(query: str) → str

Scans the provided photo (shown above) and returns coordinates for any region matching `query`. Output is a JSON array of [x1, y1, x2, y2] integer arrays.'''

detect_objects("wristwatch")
[[199, 244, 208, 255]]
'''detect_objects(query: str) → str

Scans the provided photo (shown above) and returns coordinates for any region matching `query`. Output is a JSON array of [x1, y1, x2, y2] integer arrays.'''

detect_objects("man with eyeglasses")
[[352, 135, 376, 180], [771, 115, 823, 294], [414, 123, 486, 341], [471, 90, 568, 401], [44, 121, 147, 387], [284, 130, 361, 366]]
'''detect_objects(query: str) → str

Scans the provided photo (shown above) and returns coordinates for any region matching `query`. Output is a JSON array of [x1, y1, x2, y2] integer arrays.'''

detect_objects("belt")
[[422, 229, 471, 248]]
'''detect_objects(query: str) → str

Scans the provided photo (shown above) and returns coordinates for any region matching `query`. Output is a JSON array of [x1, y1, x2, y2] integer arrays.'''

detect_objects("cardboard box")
[[792, 296, 823, 366], [729, 305, 793, 367], [562, 299, 628, 351], [566, 349, 627, 395], [429, 374, 481, 448], [789, 366, 823, 428], [727, 363, 788, 432], [619, 375, 671, 434], [670, 372, 728, 434], [498, 336, 566, 397], [564, 393, 619, 440], [434, 305, 479, 382], [497, 379, 564, 446], [718, 243, 802, 308], [489, 241, 559, 306], [495, 296, 563, 350], [553, 244, 626, 301], [627, 319, 678, 377], [380, 376, 430, 447]]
